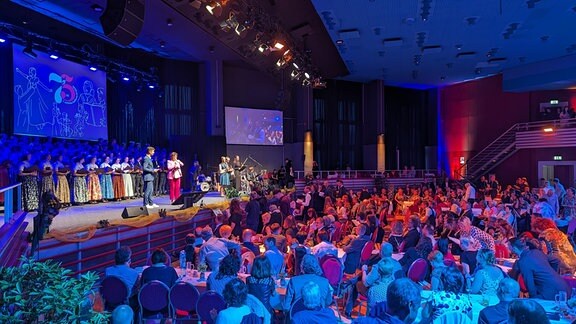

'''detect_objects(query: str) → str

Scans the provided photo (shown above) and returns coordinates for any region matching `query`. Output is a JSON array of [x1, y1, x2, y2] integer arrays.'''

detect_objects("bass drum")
[[200, 182, 210, 192]]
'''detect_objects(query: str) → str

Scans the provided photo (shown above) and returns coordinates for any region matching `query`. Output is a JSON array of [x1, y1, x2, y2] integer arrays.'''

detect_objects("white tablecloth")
[[176, 269, 288, 296]]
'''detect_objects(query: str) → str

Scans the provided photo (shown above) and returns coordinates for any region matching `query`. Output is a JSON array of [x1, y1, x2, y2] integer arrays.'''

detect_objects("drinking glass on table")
[[480, 291, 490, 307], [556, 291, 568, 310], [186, 262, 193, 276]]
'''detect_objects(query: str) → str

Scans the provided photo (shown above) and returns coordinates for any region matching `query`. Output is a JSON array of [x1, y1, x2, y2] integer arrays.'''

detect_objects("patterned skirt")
[[87, 173, 102, 201], [112, 174, 125, 199], [73, 176, 88, 203], [21, 175, 39, 211], [40, 175, 55, 195], [100, 174, 114, 199], [55, 174, 70, 204], [122, 173, 134, 197]]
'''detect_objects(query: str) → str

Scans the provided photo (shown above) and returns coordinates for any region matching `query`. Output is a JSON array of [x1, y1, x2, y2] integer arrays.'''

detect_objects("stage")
[[20, 192, 227, 234]]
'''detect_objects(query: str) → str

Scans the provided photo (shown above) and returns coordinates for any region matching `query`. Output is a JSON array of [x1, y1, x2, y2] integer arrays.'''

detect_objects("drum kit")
[[195, 174, 213, 192], [195, 155, 266, 193]]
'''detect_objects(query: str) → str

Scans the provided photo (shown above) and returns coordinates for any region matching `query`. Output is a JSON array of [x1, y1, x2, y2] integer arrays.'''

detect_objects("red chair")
[[518, 274, 528, 297], [360, 241, 375, 265], [563, 276, 576, 297], [407, 258, 428, 285], [494, 244, 510, 258], [320, 255, 344, 320]]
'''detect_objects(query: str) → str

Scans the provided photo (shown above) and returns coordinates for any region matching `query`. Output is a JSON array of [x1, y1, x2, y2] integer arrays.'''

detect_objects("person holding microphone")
[[167, 152, 184, 203]]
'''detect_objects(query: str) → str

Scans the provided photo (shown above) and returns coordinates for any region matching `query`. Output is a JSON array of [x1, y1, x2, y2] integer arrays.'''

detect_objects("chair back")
[[360, 241, 376, 263], [435, 311, 472, 324], [293, 247, 307, 276], [289, 297, 307, 318], [196, 290, 226, 324], [407, 258, 428, 283], [518, 274, 528, 293], [241, 251, 256, 273], [99, 276, 129, 310], [170, 281, 200, 318], [138, 280, 171, 318], [320, 255, 343, 287], [564, 276, 576, 291], [494, 244, 510, 258]]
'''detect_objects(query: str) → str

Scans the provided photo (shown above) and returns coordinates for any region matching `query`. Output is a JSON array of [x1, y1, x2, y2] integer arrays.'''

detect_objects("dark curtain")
[[0, 44, 14, 134]]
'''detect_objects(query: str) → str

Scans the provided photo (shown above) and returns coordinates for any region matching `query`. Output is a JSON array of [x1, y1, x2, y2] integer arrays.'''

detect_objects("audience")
[[104, 246, 139, 297], [246, 255, 277, 314], [311, 229, 338, 261], [284, 254, 333, 311], [111, 305, 134, 324], [140, 248, 178, 288], [199, 226, 241, 273], [424, 266, 473, 321], [207, 254, 241, 295], [428, 250, 447, 291], [216, 279, 252, 324], [263, 236, 284, 276], [343, 224, 371, 274], [467, 248, 504, 295], [507, 299, 551, 324], [241, 229, 261, 256]]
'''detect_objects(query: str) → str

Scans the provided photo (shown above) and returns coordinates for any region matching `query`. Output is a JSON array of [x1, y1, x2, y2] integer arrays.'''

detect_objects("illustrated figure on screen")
[[73, 104, 89, 137], [78, 80, 101, 127], [15, 67, 52, 131], [96, 88, 107, 127]]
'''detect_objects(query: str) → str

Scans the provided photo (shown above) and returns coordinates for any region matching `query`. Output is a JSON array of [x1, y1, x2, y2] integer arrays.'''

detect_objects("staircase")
[[457, 118, 576, 181]]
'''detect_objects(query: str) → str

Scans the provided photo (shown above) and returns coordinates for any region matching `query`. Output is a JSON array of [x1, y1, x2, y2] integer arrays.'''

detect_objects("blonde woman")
[[167, 152, 184, 203]]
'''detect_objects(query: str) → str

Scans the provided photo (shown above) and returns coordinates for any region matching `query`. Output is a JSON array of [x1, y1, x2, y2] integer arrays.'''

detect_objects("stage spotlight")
[[274, 42, 284, 50], [49, 53, 59, 60], [206, 1, 223, 17], [258, 43, 269, 53], [89, 66, 98, 71], [304, 72, 310, 79], [148, 84, 155, 89], [23, 43, 37, 58], [292, 62, 300, 70], [0, 38, 6, 43], [122, 76, 130, 81]]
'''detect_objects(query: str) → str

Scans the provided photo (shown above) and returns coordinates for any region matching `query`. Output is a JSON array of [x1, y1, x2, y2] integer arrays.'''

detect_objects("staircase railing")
[[456, 117, 576, 180]]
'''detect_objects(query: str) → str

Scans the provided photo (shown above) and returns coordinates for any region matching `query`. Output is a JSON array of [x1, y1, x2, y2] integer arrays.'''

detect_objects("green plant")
[[225, 187, 240, 199], [0, 257, 109, 323]]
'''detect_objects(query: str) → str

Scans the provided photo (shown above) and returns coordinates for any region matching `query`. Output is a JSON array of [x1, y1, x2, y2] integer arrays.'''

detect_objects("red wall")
[[439, 74, 576, 183]]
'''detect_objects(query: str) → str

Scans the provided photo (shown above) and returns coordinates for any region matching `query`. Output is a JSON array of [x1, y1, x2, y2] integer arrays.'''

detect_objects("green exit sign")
[[554, 155, 563, 161]]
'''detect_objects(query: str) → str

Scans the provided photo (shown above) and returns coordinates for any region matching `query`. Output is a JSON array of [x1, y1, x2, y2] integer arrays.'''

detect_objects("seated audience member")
[[216, 279, 252, 324], [436, 237, 456, 263], [343, 224, 371, 274], [219, 224, 233, 240], [246, 255, 277, 313], [141, 248, 178, 288], [459, 216, 495, 250], [362, 258, 396, 309], [424, 266, 472, 321], [387, 222, 404, 253], [508, 237, 570, 300], [531, 216, 576, 275], [421, 223, 436, 247], [199, 226, 241, 273], [213, 213, 227, 238], [263, 236, 284, 276], [353, 278, 422, 324], [376, 242, 403, 278], [184, 233, 197, 264], [507, 299, 551, 324], [468, 248, 504, 295], [268, 204, 283, 226], [399, 236, 433, 275], [292, 281, 338, 324], [311, 229, 338, 261], [459, 236, 479, 275], [283, 254, 333, 311], [193, 226, 205, 247], [478, 278, 520, 324], [266, 223, 288, 253], [428, 251, 447, 291], [241, 229, 261, 256], [402, 216, 421, 251], [111, 305, 134, 324], [104, 246, 139, 297], [207, 254, 240, 296]]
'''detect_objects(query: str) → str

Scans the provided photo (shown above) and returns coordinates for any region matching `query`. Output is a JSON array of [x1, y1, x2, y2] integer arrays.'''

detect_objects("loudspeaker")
[[121, 206, 149, 219], [99, 0, 145, 46], [172, 191, 207, 209]]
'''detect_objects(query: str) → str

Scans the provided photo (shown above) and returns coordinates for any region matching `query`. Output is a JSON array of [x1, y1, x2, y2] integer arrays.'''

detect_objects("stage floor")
[[16, 192, 226, 233]]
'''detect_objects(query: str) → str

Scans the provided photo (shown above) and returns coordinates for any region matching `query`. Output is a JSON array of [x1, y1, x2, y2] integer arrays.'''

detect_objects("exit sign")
[[554, 155, 563, 161]]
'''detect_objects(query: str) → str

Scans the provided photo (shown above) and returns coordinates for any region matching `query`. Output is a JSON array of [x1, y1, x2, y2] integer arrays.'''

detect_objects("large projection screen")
[[13, 44, 108, 140], [225, 106, 283, 145]]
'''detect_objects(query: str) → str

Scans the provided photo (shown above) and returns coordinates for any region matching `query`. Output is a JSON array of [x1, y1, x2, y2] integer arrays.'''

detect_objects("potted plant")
[[0, 257, 108, 323]]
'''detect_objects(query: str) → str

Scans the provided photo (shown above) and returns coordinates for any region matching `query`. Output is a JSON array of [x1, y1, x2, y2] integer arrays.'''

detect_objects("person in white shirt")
[[464, 182, 476, 204], [311, 229, 338, 260]]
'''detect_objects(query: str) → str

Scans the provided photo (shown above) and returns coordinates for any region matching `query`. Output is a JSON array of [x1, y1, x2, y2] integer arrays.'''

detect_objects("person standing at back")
[[142, 146, 158, 208]]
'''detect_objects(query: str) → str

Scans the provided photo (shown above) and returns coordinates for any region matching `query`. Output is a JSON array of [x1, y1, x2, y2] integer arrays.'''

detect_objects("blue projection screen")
[[13, 44, 108, 140], [225, 106, 283, 145]]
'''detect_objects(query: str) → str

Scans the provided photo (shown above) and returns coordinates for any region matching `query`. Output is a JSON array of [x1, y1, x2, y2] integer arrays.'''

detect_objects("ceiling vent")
[[415, 32, 427, 48], [456, 51, 476, 59], [502, 23, 520, 39], [526, 0, 542, 9], [373, 27, 383, 36], [383, 37, 403, 47], [465, 17, 479, 26], [488, 57, 507, 64], [422, 45, 442, 54], [338, 29, 360, 39], [419, 0, 433, 21]]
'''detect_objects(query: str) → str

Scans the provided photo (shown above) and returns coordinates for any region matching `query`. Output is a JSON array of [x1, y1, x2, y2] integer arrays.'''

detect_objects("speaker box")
[[121, 206, 149, 219], [99, 0, 145, 46], [172, 191, 207, 209]]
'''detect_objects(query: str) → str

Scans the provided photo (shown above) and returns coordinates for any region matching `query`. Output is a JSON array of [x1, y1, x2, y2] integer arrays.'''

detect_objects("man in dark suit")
[[402, 216, 421, 251], [343, 224, 371, 274], [333, 179, 347, 200], [478, 278, 520, 324], [142, 146, 158, 208], [509, 237, 570, 300]]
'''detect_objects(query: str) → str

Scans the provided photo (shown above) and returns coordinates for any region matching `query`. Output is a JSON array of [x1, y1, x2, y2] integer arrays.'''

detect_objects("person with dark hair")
[[399, 236, 433, 275], [19, 152, 39, 211], [246, 255, 276, 313], [263, 236, 284, 276], [478, 278, 520, 324], [425, 266, 472, 321], [184, 233, 197, 264], [140, 248, 178, 288], [311, 229, 338, 260], [507, 299, 551, 324], [216, 279, 251, 324], [292, 281, 338, 324], [228, 198, 246, 238], [244, 191, 261, 232], [283, 254, 333, 311], [207, 254, 240, 295], [142, 146, 158, 208], [402, 215, 421, 251], [105, 246, 139, 297], [508, 237, 569, 300], [343, 223, 371, 274], [436, 237, 455, 263], [266, 223, 288, 253]]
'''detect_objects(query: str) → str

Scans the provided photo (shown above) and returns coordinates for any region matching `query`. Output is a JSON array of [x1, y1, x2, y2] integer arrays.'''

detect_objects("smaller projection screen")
[[13, 44, 108, 140], [225, 106, 283, 145]]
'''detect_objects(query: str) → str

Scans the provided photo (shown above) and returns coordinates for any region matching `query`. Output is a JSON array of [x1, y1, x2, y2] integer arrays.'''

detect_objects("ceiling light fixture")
[[49, 53, 59, 60], [22, 42, 36, 58], [543, 127, 554, 132], [258, 44, 269, 53], [274, 42, 284, 50], [122, 76, 130, 81], [166, 19, 174, 27], [206, 1, 223, 17], [89, 66, 98, 71], [91, 4, 103, 12], [304, 72, 310, 79], [0, 38, 5, 43]]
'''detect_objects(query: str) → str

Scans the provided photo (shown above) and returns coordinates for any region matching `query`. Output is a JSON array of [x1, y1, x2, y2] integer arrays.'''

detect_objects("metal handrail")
[[293, 169, 440, 180], [0, 183, 22, 224]]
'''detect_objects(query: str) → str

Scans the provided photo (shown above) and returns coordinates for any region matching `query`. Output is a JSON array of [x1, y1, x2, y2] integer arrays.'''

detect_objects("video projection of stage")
[[13, 44, 108, 140], [225, 106, 283, 145]]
